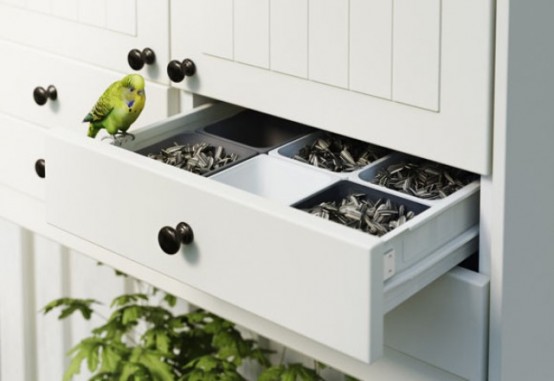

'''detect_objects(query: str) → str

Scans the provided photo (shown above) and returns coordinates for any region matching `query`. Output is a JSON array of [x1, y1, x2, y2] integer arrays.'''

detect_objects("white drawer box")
[[0, 41, 176, 134], [0, 113, 45, 200], [171, 0, 494, 175], [0, 0, 169, 84], [45, 102, 479, 364]]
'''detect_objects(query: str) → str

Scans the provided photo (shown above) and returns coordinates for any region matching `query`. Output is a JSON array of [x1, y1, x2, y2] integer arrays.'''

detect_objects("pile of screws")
[[293, 134, 388, 173], [147, 142, 239, 175], [373, 160, 476, 200], [303, 193, 417, 236]]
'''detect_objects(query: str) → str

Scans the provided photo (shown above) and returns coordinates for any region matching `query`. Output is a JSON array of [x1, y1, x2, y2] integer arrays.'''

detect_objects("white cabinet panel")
[[106, 0, 137, 35], [234, 0, 269, 68], [26, 0, 50, 13], [45, 102, 479, 364], [0, 220, 36, 381], [173, 0, 494, 174], [385, 267, 490, 381], [392, 0, 440, 111], [308, 0, 349, 88], [0, 41, 175, 135], [78, 0, 107, 28], [350, 0, 392, 99], [0, 114, 45, 200], [33, 235, 69, 381], [270, 0, 308, 78], [203, 0, 234, 59], [52, 0, 78, 20], [0, 0, 167, 83]]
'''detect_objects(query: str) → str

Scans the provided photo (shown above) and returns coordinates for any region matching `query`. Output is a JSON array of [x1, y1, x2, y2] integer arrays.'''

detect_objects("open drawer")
[[45, 102, 479, 364]]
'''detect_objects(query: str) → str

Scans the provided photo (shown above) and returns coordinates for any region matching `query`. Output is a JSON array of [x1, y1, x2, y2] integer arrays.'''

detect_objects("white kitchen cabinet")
[[1, 1, 553, 380], [170, 0, 494, 175], [0, 0, 169, 83]]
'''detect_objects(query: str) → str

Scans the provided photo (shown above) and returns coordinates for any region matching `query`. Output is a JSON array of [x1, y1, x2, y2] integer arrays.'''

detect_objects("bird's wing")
[[83, 83, 118, 123]]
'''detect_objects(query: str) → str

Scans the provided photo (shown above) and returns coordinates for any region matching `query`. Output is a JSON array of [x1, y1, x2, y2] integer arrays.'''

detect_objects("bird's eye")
[[129, 87, 135, 92]]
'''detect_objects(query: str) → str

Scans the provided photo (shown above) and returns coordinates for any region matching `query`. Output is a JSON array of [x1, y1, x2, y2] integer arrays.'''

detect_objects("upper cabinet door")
[[170, 0, 494, 175], [0, 0, 169, 84]]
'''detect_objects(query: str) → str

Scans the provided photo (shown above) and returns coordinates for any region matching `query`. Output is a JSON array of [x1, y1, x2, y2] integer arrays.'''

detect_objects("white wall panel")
[[51, 0, 78, 20], [350, 0, 392, 99], [234, 0, 269, 68], [33, 235, 70, 381], [26, 0, 50, 13], [78, 0, 106, 28], [0, 219, 37, 381], [392, 0, 441, 110], [308, 0, 349, 88], [270, 0, 308, 78], [203, 0, 234, 59], [106, 0, 136, 36]]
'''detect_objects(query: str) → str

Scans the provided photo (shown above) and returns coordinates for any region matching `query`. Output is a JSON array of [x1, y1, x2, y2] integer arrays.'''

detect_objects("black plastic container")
[[199, 110, 315, 152], [136, 132, 257, 177]]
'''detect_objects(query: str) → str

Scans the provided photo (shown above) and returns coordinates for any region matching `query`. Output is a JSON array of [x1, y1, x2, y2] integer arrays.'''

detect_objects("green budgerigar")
[[83, 74, 146, 141]]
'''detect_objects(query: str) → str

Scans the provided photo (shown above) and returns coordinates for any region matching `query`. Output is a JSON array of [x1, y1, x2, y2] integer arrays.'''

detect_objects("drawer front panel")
[[385, 267, 490, 381], [0, 114, 45, 200], [45, 108, 384, 364], [0, 0, 169, 84], [172, 0, 493, 174], [0, 41, 176, 135]]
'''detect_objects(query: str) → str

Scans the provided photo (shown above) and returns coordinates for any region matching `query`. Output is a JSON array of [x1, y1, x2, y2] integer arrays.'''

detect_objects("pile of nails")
[[303, 193, 416, 236], [148, 142, 239, 175], [373, 160, 475, 200], [293, 134, 388, 173]]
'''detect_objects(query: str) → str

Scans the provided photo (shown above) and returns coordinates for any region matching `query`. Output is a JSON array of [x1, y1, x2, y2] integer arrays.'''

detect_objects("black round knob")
[[167, 59, 196, 83], [158, 222, 194, 255], [35, 159, 45, 178], [128, 48, 156, 70], [33, 85, 57, 106]]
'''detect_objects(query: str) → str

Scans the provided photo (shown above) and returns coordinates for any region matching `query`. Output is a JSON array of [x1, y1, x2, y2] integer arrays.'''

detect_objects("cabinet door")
[[170, 0, 494, 175], [0, 113, 45, 200], [0, 41, 176, 134], [0, 0, 169, 84]]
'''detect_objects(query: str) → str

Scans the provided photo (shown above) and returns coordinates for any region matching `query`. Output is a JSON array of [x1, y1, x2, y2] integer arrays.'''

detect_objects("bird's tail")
[[87, 124, 101, 138]]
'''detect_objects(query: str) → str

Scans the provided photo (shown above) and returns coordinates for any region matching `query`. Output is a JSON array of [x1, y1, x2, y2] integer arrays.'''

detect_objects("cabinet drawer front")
[[0, 0, 169, 84], [0, 114, 45, 200], [171, 0, 493, 175], [45, 103, 478, 365], [385, 267, 490, 381], [0, 41, 176, 134]]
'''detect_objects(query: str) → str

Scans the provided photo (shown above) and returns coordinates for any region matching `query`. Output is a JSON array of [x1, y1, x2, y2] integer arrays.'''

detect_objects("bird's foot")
[[103, 132, 135, 146], [114, 132, 135, 145]]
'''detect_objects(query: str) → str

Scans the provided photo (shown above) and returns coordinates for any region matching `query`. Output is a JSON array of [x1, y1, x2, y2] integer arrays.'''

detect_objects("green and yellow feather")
[[83, 74, 146, 138]]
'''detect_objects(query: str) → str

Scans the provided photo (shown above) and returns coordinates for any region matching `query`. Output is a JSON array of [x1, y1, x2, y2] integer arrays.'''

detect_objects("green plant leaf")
[[258, 366, 284, 381], [122, 306, 140, 325], [42, 298, 99, 320], [128, 347, 174, 381], [155, 331, 171, 354], [111, 294, 148, 308], [63, 337, 102, 381], [163, 293, 177, 307], [87, 342, 101, 372]]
